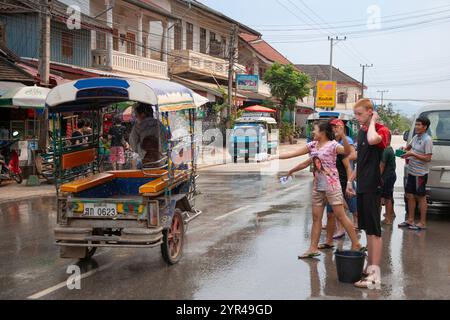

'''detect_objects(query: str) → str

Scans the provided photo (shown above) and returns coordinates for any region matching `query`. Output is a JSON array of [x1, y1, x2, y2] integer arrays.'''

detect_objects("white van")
[[403, 105, 450, 204]]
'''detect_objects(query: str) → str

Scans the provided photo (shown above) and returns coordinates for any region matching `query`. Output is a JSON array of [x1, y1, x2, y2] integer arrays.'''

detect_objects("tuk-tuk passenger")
[[129, 103, 164, 167]]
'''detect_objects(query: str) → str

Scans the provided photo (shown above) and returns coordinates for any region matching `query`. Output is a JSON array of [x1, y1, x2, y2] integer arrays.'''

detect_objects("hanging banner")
[[315, 81, 336, 109]]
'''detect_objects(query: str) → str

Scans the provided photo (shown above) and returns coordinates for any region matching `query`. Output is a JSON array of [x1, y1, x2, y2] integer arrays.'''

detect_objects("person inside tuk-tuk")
[[71, 119, 85, 146], [129, 103, 165, 168]]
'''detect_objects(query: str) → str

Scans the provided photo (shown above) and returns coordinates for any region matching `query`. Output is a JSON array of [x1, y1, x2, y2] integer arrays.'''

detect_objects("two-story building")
[[167, 0, 261, 104], [0, 0, 110, 81], [89, 0, 176, 80], [295, 64, 365, 111], [238, 32, 292, 105]]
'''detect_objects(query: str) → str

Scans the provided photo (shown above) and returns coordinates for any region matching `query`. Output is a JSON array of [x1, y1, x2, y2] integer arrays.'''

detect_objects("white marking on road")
[[281, 183, 302, 193], [214, 205, 252, 221], [27, 262, 114, 300]]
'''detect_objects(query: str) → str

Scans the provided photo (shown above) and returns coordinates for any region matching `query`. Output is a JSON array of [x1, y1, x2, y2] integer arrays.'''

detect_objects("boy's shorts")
[[357, 191, 381, 237], [405, 174, 428, 197], [381, 174, 396, 200]]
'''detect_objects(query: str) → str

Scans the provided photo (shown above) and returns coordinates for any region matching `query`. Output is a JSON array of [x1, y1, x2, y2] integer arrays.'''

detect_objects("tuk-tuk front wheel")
[[161, 209, 184, 265]]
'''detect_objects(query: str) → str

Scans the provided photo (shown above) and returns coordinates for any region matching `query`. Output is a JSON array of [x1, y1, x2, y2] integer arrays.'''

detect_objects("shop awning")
[[244, 105, 276, 113], [0, 85, 50, 108], [0, 81, 25, 96]]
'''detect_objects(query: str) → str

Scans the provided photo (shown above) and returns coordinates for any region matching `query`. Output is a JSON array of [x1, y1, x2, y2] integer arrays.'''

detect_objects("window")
[[421, 110, 450, 143], [259, 67, 266, 77], [222, 39, 227, 57], [61, 32, 73, 58], [209, 32, 223, 57], [200, 28, 207, 53], [338, 92, 347, 104], [96, 31, 106, 50], [174, 23, 182, 50], [126, 32, 136, 55], [186, 22, 193, 50], [113, 29, 119, 51]]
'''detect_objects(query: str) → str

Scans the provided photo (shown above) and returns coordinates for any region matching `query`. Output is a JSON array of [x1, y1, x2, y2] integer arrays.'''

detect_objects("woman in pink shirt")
[[271, 121, 363, 259]]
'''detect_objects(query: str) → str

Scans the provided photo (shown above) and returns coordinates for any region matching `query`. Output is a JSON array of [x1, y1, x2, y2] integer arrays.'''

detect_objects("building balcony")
[[169, 50, 245, 82], [92, 49, 168, 79]]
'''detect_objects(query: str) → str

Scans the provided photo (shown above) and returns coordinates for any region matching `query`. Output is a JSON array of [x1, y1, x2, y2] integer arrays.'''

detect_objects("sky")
[[200, 0, 450, 115]]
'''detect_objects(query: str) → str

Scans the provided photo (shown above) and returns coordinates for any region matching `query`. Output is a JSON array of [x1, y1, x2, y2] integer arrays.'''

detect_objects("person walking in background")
[[380, 132, 397, 225], [347, 99, 390, 289], [99, 133, 111, 171], [398, 116, 433, 230], [271, 121, 363, 259], [108, 116, 126, 170]]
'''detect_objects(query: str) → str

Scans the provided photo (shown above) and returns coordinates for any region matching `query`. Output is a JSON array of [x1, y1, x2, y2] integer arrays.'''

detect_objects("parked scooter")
[[0, 131, 23, 184]]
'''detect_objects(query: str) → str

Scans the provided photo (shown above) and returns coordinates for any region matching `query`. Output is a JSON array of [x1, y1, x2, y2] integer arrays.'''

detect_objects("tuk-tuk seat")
[[60, 172, 115, 193], [61, 148, 96, 170], [108, 169, 168, 179], [139, 171, 188, 194]]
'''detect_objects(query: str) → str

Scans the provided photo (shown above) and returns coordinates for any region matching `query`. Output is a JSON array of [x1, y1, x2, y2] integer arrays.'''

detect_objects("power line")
[[265, 14, 450, 42], [255, 7, 450, 32], [249, 3, 450, 27]]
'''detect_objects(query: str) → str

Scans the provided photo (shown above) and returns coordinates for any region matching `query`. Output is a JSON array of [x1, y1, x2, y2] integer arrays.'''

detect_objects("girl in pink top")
[[270, 121, 363, 259]]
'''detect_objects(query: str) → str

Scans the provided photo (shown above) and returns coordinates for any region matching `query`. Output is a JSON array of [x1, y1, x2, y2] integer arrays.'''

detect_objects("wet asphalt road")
[[1, 169, 450, 300]]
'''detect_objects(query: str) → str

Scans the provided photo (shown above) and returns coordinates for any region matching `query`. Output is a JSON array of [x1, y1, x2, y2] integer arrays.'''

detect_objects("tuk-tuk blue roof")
[[46, 78, 198, 112]]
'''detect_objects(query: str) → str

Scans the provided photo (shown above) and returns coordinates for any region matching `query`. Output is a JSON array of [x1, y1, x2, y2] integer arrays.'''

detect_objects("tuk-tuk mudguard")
[[159, 194, 192, 229]]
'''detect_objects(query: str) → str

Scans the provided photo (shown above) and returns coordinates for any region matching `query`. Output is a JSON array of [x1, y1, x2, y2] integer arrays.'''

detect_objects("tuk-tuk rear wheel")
[[161, 209, 184, 265]]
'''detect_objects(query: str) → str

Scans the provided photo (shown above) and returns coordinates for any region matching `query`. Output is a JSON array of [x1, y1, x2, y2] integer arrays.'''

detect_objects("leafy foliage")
[[377, 103, 411, 133], [263, 63, 310, 111]]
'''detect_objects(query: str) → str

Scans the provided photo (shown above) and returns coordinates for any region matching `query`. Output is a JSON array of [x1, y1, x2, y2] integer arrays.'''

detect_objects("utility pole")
[[360, 63, 373, 99], [227, 24, 238, 128], [38, 0, 50, 150], [328, 36, 346, 81], [377, 90, 389, 107]]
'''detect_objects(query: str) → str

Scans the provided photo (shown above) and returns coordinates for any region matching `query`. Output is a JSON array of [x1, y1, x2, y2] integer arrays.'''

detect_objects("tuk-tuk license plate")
[[82, 203, 117, 217]]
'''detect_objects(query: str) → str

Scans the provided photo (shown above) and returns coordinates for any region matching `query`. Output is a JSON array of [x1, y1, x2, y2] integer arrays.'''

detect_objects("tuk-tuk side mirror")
[[403, 130, 410, 142]]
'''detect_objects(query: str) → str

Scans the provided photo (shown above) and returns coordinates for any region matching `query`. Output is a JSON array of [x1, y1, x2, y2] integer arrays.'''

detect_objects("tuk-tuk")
[[230, 112, 278, 163], [47, 78, 201, 265], [306, 111, 359, 142]]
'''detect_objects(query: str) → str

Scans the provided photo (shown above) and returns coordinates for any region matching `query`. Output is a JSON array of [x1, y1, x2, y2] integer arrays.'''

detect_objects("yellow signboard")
[[315, 81, 336, 108]]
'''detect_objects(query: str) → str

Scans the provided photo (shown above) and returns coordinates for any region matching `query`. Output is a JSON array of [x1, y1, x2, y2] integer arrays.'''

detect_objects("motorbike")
[[0, 131, 23, 185]]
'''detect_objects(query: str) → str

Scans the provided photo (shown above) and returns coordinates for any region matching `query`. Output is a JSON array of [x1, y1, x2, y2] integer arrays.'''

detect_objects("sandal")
[[318, 243, 334, 250], [409, 224, 427, 230], [298, 252, 321, 259], [398, 221, 413, 228], [354, 276, 381, 289], [333, 232, 345, 240]]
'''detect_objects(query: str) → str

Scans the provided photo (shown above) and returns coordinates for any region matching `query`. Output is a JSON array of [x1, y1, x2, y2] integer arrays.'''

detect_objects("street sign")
[[315, 81, 336, 109], [237, 74, 259, 92]]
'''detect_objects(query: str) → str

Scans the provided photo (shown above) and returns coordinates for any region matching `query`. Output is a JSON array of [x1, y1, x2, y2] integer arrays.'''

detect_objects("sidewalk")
[[0, 180, 56, 204]]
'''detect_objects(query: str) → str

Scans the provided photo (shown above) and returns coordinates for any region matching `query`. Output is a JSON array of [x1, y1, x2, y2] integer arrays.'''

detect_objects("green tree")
[[377, 102, 412, 133], [263, 63, 310, 113]]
